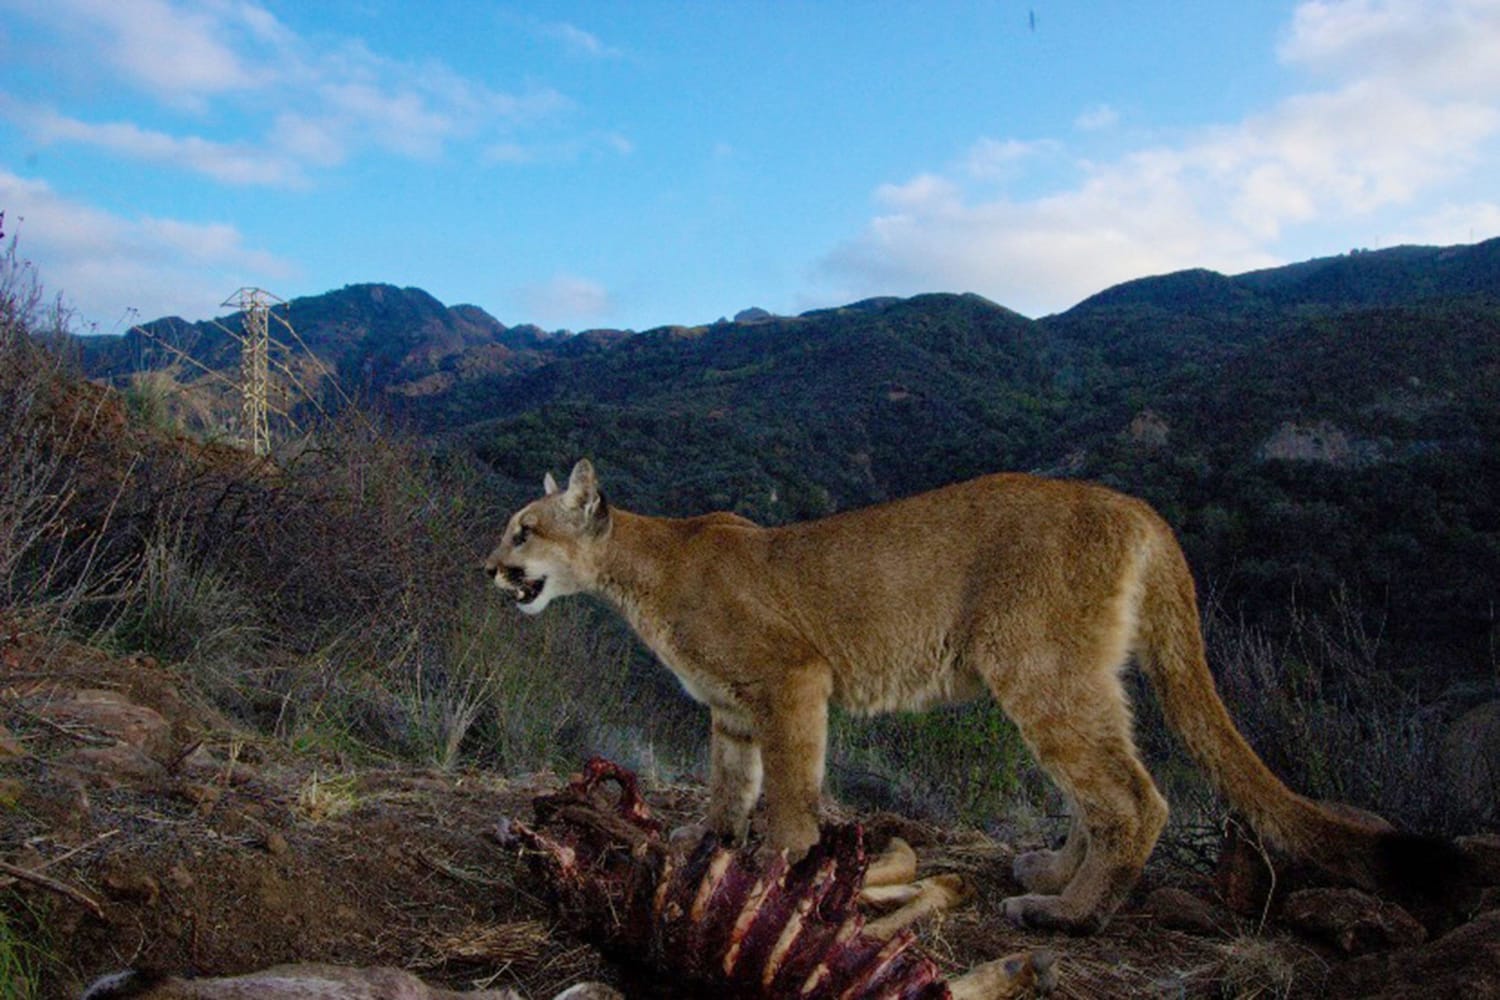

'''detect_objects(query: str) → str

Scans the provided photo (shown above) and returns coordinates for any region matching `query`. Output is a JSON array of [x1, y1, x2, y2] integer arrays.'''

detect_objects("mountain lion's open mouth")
[[504, 567, 546, 606]]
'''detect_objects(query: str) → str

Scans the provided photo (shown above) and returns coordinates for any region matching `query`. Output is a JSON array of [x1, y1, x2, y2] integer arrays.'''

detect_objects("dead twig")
[[24, 828, 122, 874], [8, 702, 117, 745], [0, 859, 106, 918], [411, 847, 501, 887]]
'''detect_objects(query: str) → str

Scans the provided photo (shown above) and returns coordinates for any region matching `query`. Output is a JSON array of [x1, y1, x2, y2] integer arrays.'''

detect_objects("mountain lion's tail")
[[1133, 527, 1469, 902]]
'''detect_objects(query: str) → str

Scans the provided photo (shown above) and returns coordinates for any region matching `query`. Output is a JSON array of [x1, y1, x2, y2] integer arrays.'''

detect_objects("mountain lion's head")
[[484, 459, 610, 615]]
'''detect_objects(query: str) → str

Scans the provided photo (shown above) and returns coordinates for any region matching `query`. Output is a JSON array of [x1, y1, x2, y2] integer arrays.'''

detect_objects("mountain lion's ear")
[[564, 459, 608, 528], [566, 459, 597, 499], [543, 472, 560, 495]]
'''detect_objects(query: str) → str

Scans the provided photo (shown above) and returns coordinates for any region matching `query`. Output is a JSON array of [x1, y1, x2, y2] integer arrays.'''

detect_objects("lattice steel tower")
[[222, 287, 283, 457]]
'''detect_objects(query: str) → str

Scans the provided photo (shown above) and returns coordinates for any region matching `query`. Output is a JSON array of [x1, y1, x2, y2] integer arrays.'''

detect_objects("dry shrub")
[[1, 241, 683, 777], [1133, 593, 1466, 845]]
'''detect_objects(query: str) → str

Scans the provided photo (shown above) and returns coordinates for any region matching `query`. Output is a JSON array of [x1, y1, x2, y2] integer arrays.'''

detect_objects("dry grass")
[[294, 770, 360, 822]]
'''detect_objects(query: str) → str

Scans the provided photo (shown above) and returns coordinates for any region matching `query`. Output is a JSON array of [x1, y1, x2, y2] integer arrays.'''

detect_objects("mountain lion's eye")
[[512, 526, 530, 546]]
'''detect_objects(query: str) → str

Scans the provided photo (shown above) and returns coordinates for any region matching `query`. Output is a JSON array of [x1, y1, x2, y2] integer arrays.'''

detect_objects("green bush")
[[828, 700, 1049, 828]]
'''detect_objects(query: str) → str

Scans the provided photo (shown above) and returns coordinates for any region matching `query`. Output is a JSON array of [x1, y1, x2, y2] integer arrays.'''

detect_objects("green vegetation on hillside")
[[44, 235, 1500, 834]]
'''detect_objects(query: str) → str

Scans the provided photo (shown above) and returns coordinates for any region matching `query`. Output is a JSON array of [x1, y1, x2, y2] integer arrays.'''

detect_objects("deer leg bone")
[[949, 948, 1058, 1000], [861, 836, 918, 888], [863, 873, 974, 941]]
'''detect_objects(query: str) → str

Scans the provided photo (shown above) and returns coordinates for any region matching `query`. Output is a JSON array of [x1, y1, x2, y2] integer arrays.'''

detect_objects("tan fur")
[[484, 459, 1412, 932]]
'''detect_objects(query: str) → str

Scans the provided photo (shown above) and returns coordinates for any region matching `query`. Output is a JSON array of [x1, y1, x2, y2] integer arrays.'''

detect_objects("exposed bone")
[[862, 837, 918, 888], [503, 757, 1058, 999], [864, 874, 974, 941], [949, 950, 1058, 1000]]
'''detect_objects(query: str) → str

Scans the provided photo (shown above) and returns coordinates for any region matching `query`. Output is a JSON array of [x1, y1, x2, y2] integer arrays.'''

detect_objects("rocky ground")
[[2, 633, 1497, 999]]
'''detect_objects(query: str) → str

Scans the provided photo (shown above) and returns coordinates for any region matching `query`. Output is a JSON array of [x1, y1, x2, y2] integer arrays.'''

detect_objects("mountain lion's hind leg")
[[991, 651, 1168, 933], [705, 709, 762, 843], [1005, 726, 1167, 932]]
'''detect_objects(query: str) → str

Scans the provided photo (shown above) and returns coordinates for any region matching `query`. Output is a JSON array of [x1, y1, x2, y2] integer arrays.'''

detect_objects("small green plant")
[[122, 370, 174, 433], [0, 908, 45, 1000], [829, 700, 1047, 827]]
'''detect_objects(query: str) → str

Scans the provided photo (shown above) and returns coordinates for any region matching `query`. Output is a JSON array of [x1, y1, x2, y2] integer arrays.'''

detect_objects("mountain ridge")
[[64, 238, 1500, 683]]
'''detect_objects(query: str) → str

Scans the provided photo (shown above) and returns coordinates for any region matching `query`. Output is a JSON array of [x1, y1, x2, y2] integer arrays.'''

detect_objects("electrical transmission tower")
[[221, 287, 284, 457]]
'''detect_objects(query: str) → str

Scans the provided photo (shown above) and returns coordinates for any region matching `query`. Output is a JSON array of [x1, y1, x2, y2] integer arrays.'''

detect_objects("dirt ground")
[[0, 635, 1491, 999]]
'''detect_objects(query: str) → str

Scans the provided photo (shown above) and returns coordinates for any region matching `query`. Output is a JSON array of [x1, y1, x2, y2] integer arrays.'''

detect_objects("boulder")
[[1444, 701, 1500, 823], [57, 743, 169, 790], [1281, 887, 1426, 955], [1214, 804, 1394, 916], [1325, 909, 1500, 998], [38, 688, 169, 750], [1141, 886, 1235, 936], [1459, 833, 1500, 885]]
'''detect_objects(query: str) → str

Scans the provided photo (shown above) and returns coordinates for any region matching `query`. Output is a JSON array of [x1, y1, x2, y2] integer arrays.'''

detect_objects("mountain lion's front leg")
[[705, 708, 762, 843], [757, 665, 832, 862]]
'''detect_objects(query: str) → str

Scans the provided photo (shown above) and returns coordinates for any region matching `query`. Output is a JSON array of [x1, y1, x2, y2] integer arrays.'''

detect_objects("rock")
[[1325, 909, 1500, 998], [554, 986, 625, 1000], [1214, 804, 1394, 916], [1257, 420, 1381, 465], [1281, 887, 1426, 955], [0, 724, 24, 758], [1141, 886, 1233, 936], [102, 868, 161, 906], [40, 688, 168, 749], [57, 744, 168, 789], [1126, 409, 1169, 448], [176, 782, 222, 809], [165, 865, 194, 891], [178, 743, 260, 785], [1458, 833, 1500, 885], [1444, 700, 1500, 823]]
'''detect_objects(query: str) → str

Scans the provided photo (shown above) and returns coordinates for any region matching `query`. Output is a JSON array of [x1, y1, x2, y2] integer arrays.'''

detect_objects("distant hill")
[[74, 283, 584, 425], [69, 240, 1500, 684]]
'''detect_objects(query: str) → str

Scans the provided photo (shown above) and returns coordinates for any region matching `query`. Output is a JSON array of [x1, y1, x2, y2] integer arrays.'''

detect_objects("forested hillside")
[[74, 239, 1500, 689]]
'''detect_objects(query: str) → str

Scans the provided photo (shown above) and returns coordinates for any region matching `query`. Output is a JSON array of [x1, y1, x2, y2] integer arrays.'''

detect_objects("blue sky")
[[2, 1, 1498, 334]]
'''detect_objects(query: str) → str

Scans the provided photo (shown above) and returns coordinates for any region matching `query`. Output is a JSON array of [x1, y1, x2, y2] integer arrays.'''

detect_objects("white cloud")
[[0, 0, 574, 184], [1388, 201, 1500, 246], [28, 0, 287, 108], [1074, 104, 1120, 131], [818, 0, 1500, 315], [0, 170, 294, 328], [517, 274, 614, 328], [4, 99, 308, 186], [964, 138, 1057, 181], [482, 130, 633, 167], [1280, 0, 1500, 95], [875, 174, 961, 212], [822, 152, 1279, 316], [540, 22, 623, 59]]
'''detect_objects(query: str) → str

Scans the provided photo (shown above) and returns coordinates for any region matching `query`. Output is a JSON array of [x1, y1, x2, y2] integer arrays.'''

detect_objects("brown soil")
[[0, 635, 1486, 998]]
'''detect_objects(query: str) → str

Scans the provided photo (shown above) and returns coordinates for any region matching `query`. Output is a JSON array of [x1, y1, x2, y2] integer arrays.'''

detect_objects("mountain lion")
[[484, 459, 1457, 932]]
